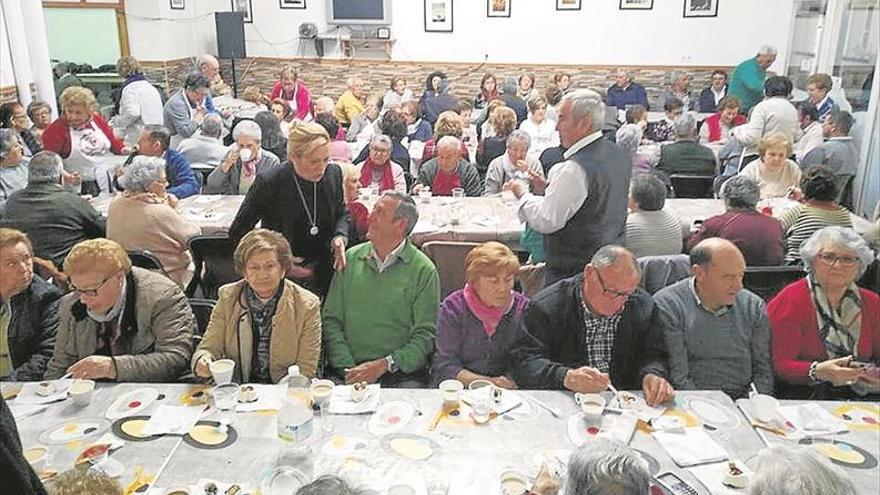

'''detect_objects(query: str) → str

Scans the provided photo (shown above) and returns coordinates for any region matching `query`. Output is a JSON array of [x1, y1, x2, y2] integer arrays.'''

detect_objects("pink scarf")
[[463, 283, 513, 337]]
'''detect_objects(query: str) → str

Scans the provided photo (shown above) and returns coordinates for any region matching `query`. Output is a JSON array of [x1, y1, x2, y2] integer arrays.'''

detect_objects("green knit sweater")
[[322, 240, 439, 374]]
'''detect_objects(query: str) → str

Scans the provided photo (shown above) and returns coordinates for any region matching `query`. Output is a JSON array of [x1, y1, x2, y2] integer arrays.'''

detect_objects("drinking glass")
[[212, 382, 240, 433], [310, 380, 334, 435], [451, 188, 465, 200]]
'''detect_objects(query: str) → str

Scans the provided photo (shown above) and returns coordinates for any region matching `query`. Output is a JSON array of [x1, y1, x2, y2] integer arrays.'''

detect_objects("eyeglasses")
[[70, 273, 116, 297], [817, 253, 859, 267], [594, 269, 634, 300], [370, 147, 391, 154]]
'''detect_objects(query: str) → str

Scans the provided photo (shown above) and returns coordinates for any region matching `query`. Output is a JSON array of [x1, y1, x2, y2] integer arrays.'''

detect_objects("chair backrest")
[[669, 174, 716, 199], [637, 254, 692, 295], [128, 250, 166, 273], [188, 298, 216, 339], [421, 241, 481, 299], [743, 265, 805, 302], [186, 234, 238, 298], [190, 163, 213, 192]]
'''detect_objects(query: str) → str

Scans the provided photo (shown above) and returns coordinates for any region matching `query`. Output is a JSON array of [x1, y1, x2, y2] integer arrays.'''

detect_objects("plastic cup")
[[439, 379, 463, 407], [310, 379, 334, 407], [451, 187, 465, 199], [209, 359, 235, 385], [419, 189, 433, 203], [751, 394, 779, 423], [472, 395, 492, 424], [69, 379, 95, 406]]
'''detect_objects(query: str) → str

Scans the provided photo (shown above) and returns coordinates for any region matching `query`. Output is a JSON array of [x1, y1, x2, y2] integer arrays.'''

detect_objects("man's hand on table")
[[563, 366, 610, 393], [68, 355, 117, 380], [344, 359, 388, 384], [642, 373, 675, 406]]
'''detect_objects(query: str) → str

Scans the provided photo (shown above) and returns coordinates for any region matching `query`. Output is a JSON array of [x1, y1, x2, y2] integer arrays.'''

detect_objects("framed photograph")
[[231, 0, 252, 23], [684, 0, 718, 17], [170, 0, 185, 10], [279, 0, 306, 9], [619, 0, 653, 10], [487, 0, 511, 18], [556, 0, 581, 10], [425, 0, 453, 33]]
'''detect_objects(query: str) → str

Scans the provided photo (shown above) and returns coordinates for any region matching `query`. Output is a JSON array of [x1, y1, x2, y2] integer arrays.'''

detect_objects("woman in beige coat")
[[107, 155, 201, 287], [192, 229, 321, 383]]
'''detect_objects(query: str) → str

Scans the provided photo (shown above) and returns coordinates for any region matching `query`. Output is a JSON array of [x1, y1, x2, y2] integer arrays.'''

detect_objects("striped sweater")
[[778, 203, 852, 263]]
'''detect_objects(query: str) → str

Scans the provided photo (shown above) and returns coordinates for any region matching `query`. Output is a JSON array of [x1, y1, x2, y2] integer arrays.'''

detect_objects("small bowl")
[[499, 469, 530, 495], [238, 385, 258, 403], [723, 461, 750, 489], [35, 382, 56, 397], [69, 379, 96, 406], [350, 381, 368, 402]]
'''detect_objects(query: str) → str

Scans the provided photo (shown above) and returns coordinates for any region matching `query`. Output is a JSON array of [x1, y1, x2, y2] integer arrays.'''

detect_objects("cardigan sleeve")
[[511, 301, 570, 390], [767, 283, 815, 385], [460, 163, 484, 197], [294, 82, 312, 121], [431, 298, 467, 383], [41, 120, 71, 158], [191, 286, 234, 374]]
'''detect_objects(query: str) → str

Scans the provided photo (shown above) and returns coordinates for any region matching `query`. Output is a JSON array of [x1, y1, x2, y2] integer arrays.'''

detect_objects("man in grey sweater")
[[653, 238, 773, 399]]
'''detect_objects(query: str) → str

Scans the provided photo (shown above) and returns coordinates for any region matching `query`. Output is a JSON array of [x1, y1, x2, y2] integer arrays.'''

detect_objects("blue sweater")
[[607, 83, 650, 110], [164, 149, 200, 198]]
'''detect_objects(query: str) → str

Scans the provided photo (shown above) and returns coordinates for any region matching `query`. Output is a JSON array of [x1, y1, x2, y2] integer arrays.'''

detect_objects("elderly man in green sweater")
[[728, 45, 777, 115], [323, 191, 440, 387]]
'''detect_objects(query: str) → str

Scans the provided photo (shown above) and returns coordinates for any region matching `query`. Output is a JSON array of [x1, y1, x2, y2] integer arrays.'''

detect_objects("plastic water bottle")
[[277, 366, 313, 443]]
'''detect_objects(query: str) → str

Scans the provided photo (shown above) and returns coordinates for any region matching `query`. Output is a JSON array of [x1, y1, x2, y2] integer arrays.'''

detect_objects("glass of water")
[[471, 395, 492, 424], [212, 382, 240, 432]]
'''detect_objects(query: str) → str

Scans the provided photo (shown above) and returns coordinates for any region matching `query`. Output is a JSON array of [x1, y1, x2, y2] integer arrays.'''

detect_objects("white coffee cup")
[[23, 446, 48, 472], [751, 394, 779, 423], [310, 379, 334, 406], [69, 379, 95, 406], [439, 379, 464, 406], [209, 359, 235, 385], [574, 393, 606, 418], [419, 189, 433, 203]]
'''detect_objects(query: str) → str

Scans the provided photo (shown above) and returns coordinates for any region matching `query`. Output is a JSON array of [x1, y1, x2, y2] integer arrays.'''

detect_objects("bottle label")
[[278, 416, 313, 443]]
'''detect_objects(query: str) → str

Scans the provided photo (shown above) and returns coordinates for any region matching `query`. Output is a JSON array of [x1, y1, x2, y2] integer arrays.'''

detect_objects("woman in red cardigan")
[[269, 65, 312, 121], [698, 96, 746, 144], [42, 86, 129, 196], [768, 226, 880, 400]]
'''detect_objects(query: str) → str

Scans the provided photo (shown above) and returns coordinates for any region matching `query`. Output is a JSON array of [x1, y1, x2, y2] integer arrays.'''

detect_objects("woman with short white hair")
[[206, 120, 280, 195], [483, 130, 543, 195], [107, 155, 201, 287], [750, 445, 856, 495], [358, 134, 406, 194]]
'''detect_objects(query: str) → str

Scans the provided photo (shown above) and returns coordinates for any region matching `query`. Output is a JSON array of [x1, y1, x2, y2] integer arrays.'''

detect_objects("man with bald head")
[[513, 245, 674, 406], [196, 54, 231, 118], [654, 238, 773, 398]]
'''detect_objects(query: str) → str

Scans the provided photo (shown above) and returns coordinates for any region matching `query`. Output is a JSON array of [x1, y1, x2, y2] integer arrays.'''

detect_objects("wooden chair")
[[421, 241, 480, 299]]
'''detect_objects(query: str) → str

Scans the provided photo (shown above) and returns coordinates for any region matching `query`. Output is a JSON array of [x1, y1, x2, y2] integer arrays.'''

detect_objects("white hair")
[[758, 45, 778, 56], [506, 129, 531, 149], [369, 134, 392, 149], [673, 113, 697, 138], [232, 120, 262, 142], [564, 438, 651, 495], [800, 226, 875, 279], [197, 54, 218, 68], [120, 155, 166, 192], [436, 135, 462, 151], [561, 89, 606, 133], [750, 445, 856, 495], [616, 124, 643, 154]]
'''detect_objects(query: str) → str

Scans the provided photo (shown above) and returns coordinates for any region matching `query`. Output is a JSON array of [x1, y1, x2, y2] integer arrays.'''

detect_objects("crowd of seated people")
[[0, 49, 876, 412]]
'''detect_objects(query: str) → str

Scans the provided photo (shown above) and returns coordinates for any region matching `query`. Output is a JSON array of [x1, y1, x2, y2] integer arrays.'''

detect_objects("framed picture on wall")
[[487, 0, 511, 18], [231, 0, 253, 23], [170, 0, 185, 10], [619, 0, 653, 10], [279, 0, 306, 9], [425, 0, 453, 32], [684, 0, 718, 17], [556, 0, 581, 10]]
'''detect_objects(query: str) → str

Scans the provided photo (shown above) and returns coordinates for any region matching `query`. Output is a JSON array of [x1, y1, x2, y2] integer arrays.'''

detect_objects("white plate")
[[39, 418, 110, 445], [368, 401, 415, 436], [105, 388, 159, 419], [686, 397, 741, 430]]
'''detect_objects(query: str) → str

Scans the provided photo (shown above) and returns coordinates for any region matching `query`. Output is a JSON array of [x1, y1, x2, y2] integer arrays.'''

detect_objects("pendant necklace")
[[293, 173, 319, 236]]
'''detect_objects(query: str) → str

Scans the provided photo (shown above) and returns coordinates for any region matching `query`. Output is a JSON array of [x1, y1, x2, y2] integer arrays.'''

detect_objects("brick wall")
[[144, 57, 731, 111]]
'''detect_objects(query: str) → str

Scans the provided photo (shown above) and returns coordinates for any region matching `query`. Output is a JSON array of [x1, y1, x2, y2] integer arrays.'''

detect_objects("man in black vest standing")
[[510, 89, 632, 287]]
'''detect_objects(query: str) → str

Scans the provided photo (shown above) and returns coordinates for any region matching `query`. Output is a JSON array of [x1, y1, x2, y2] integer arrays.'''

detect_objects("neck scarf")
[[808, 274, 863, 359], [242, 151, 261, 178], [88, 277, 127, 323], [463, 283, 513, 337], [360, 157, 395, 192], [432, 167, 461, 196]]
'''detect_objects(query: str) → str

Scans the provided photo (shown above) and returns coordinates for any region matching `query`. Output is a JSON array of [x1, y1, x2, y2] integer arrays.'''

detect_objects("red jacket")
[[269, 80, 312, 121], [704, 112, 746, 142], [768, 278, 880, 385], [41, 113, 125, 159]]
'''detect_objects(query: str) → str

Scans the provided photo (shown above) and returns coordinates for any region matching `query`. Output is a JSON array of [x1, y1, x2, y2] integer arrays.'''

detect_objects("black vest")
[[544, 137, 632, 273]]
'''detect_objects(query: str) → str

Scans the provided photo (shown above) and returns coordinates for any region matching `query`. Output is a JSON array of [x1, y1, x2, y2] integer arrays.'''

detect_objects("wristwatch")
[[384, 355, 398, 373]]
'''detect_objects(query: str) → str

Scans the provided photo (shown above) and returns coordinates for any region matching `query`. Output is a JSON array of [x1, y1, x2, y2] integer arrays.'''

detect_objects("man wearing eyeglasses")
[[512, 245, 674, 407], [654, 238, 773, 399]]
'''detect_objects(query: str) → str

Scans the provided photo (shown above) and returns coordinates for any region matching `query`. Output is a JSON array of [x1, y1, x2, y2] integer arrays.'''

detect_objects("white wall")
[[127, 0, 794, 71]]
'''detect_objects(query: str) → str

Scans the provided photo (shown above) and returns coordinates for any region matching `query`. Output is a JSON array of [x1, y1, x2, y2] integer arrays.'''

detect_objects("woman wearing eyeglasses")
[[769, 226, 880, 400], [44, 238, 195, 381], [192, 229, 321, 383]]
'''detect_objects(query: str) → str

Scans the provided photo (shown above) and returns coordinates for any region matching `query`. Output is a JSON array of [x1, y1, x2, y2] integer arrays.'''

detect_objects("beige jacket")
[[106, 193, 202, 288], [192, 279, 321, 382], [44, 267, 195, 381]]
